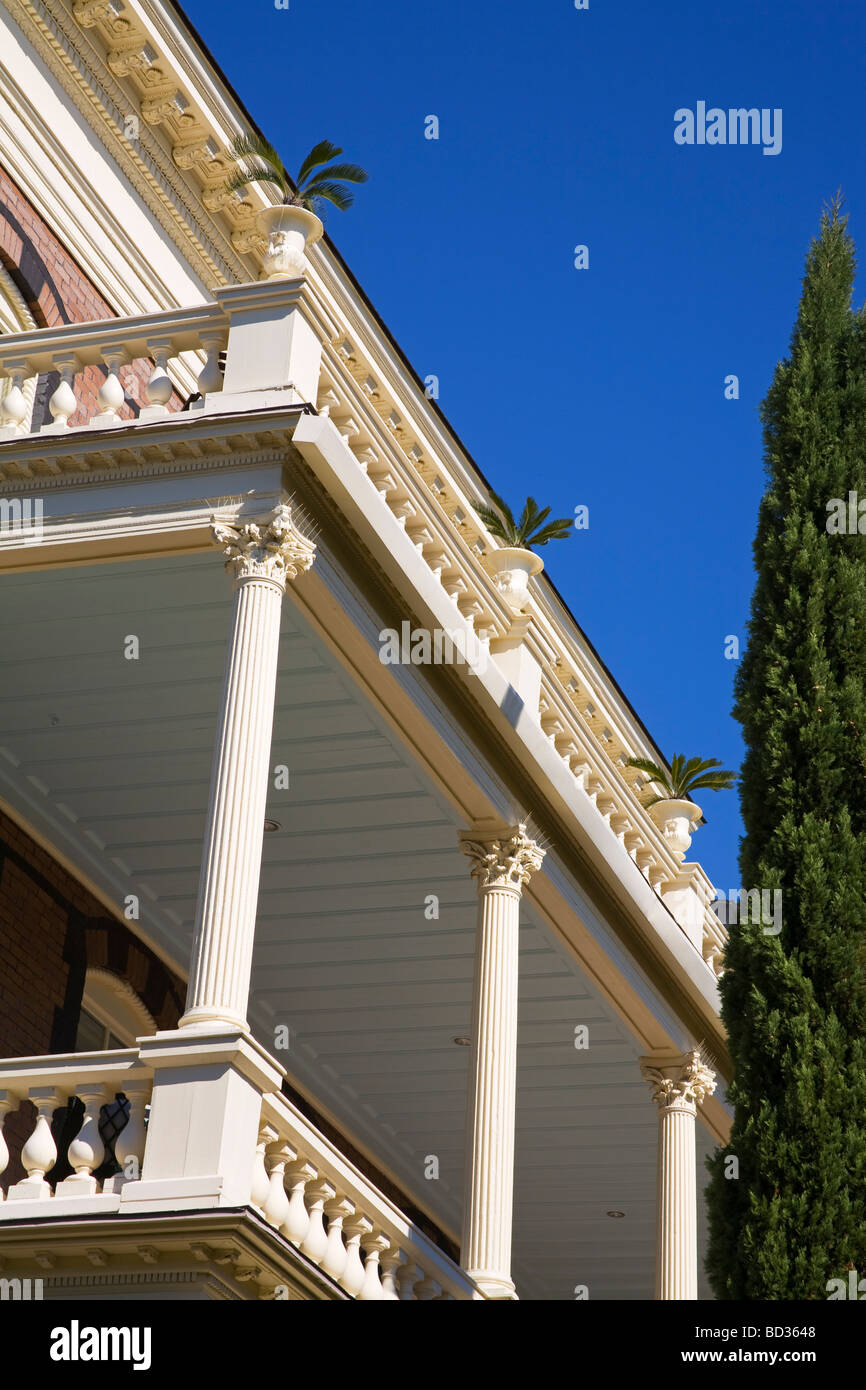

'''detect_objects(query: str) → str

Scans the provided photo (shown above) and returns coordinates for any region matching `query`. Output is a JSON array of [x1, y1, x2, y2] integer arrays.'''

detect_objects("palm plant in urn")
[[474, 490, 573, 612], [626, 754, 736, 861], [225, 135, 368, 279]]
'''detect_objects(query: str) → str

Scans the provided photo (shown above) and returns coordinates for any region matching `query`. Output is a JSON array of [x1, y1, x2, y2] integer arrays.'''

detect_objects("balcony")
[[0, 1038, 480, 1300], [0, 279, 726, 979], [0, 266, 729, 1300]]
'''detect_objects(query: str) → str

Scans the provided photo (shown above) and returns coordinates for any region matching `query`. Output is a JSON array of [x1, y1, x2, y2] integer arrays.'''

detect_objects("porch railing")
[[254, 1089, 476, 1300], [0, 1046, 478, 1301]]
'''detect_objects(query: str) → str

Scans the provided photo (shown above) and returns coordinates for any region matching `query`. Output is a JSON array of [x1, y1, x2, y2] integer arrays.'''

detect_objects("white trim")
[[81, 967, 156, 1046], [0, 265, 36, 432]]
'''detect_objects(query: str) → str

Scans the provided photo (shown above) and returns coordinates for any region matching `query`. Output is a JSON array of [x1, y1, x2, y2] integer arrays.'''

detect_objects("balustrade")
[[0, 1052, 151, 1203], [254, 1091, 479, 1301], [0, 306, 228, 439]]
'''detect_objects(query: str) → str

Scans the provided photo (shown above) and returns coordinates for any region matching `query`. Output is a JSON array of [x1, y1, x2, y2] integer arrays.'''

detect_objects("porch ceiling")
[[0, 551, 714, 1300]]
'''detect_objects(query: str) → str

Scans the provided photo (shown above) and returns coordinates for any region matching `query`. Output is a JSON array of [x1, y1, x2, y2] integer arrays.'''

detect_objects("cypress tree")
[[706, 198, 866, 1299]]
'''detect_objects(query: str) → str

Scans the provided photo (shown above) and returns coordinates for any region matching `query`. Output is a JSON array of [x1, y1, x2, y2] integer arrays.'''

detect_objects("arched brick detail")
[[0, 809, 185, 1190], [0, 808, 185, 1062], [0, 162, 184, 425], [81, 922, 184, 1032]]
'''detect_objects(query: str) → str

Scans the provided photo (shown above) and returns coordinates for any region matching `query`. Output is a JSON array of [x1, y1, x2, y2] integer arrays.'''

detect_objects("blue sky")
[[180, 0, 866, 893]]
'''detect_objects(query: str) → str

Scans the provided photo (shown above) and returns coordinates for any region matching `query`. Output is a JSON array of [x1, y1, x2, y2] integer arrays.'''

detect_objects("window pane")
[[75, 1008, 107, 1054]]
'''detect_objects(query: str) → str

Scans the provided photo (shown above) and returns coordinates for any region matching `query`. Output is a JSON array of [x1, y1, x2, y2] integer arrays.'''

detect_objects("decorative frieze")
[[172, 137, 220, 171]]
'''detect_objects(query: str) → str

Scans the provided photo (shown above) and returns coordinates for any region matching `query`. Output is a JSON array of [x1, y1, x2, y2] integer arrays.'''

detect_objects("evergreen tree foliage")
[[706, 198, 866, 1299]]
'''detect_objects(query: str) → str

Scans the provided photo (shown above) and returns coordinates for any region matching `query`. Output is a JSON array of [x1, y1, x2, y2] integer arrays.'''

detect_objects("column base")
[[177, 1008, 250, 1032], [466, 1271, 518, 1300]]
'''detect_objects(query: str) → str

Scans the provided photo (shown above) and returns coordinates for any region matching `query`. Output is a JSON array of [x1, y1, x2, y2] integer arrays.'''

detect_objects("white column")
[[639, 1050, 716, 1300], [458, 822, 545, 1299], [180, 503, 315, 1031]]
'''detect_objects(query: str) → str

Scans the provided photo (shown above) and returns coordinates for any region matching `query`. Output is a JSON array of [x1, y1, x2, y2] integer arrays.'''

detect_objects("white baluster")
[[93, 349, 126, 426], [55, 1084, 106, 1195], [196, 331, 224, 397], [142, 339, 173, 419], [250, 1124, 275, 1212], [399, 1262, 423, 1301], [7, 1086, 61, 1200], [321, 1196, 353, 1280], [380, 1246, 406, 1300], [359, 1233, 389, 1301], [300, 1180, 334, 1264], [340, 1214, 372, 1297], [263, 1141, 294, 1229], [415, 1274, 442, 1300], [108, 1080, 150, 1189], [0, 1089, 15, 1200], [0, 365, 29, 439], [283, 1159, 315, 1244], [44, 356, 77, 432]]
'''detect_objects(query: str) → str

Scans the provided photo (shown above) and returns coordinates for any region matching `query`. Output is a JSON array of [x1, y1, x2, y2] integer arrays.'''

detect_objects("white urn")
[[256, 204, 323, 280], [482, 546, 543, 612], [647, 798, 702, 863]]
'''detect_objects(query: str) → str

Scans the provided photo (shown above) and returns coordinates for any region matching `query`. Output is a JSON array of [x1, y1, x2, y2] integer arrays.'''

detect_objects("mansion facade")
[[0, 0, 730, 1300]]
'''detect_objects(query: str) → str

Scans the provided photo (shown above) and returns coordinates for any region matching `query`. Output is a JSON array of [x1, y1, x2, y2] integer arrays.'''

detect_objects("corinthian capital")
[[459, 823, 545, 893], [640, 1050, 716, 1115], [211, 503, 316, 589]]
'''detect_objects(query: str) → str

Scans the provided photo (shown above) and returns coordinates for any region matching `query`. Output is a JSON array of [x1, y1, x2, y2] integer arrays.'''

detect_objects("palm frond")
[[296, 139, 343, 187], [681, 770, 737, 795], [627, 753, 736, 802], [302, 179, 357, 211], [487, 488, 517, 532], [525, 516, 574, 547], [626, 757, 672, 793], [225, 165, 286, 199], [227, 133, 285, 171], [225, 134, 289, 200], [308, 162, 368, 186], [474, 504, 514, 543]]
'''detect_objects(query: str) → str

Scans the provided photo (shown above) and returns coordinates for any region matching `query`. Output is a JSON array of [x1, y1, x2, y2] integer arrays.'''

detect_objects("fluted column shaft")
[[640, 1050, 716, 1300], [181, 504, 315, 1030], [459, 823, 544, 1299]]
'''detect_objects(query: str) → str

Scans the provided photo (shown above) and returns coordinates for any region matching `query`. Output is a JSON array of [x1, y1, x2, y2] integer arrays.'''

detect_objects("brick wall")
[[0, 808, 184, 1058], [0, 808, 184, 1188], [0, 162, 183, 426]]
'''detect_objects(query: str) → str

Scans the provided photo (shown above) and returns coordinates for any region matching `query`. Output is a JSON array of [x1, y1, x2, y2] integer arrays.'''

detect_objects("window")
[[76, 967, 156, 1048], [74, 1006, 125, 1054], [65, 971, 156, 1178]]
